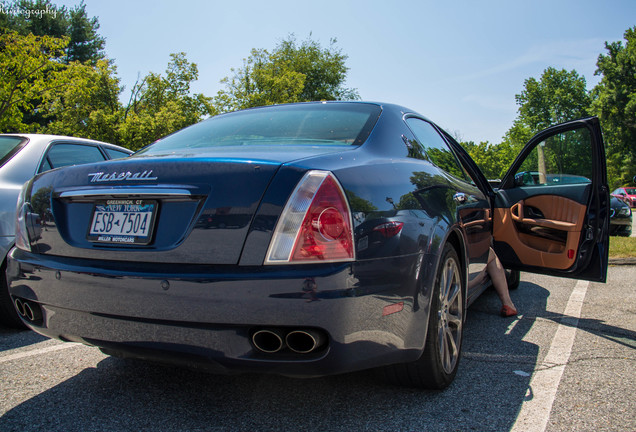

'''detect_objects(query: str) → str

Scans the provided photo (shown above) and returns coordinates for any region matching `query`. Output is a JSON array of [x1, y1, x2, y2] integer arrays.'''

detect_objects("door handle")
[[511, 201, 524, 222]]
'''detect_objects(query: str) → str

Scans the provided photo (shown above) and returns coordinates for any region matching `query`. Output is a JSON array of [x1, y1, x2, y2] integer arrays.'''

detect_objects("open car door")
[[493, 117, 609, 282]]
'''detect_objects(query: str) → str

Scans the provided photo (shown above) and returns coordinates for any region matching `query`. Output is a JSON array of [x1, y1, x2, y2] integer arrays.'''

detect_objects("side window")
[[406, 118, 470, 181], [514, 128, 593, 187], [104, 148, 131, 159], [39, 143, 107, 173]]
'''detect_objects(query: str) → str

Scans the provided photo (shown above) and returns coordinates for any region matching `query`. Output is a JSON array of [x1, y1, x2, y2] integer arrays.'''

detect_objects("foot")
[[500, 304, 518, 317]]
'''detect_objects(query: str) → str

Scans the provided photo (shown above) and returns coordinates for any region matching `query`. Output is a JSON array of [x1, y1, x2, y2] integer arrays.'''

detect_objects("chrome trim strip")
[[58, 188, 192, 198]]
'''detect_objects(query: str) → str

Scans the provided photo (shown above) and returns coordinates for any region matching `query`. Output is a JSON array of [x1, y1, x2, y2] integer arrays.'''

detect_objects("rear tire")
[[0, 259, 27, 329], [382, 243, 465, 389], [505, 269, 521, 290]]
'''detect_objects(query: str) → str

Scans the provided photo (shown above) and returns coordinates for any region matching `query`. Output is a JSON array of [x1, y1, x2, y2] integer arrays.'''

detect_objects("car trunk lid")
[[28, 154, 297, 265]]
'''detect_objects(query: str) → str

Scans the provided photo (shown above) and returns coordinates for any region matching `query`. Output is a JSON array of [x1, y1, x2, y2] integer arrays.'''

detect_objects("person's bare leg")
[[487, 248, 517, 315]]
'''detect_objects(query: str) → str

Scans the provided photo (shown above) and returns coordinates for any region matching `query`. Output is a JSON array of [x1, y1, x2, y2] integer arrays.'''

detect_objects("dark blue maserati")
[[6, 102, 609, 388]]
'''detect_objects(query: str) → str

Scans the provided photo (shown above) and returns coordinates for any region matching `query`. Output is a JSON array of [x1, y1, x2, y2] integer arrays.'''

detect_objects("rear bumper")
[[7, 248, 432, 377]]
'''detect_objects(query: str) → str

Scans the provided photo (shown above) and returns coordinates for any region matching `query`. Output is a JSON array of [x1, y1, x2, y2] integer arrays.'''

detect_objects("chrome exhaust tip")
[[24, 301, 42, 322], [252, 329, 285, 353], [14, 298, 26, 317], [285, 329, 325, 354], [13, 298, 42, 323]]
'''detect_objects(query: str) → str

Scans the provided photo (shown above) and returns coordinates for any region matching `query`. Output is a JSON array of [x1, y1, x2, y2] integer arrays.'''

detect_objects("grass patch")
[[609, 235, 636, 258], [609, 208, 635, 259]]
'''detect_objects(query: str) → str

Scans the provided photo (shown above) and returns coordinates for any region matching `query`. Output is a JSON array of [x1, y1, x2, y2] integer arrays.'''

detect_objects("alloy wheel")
[[437, 256, 463, 374]]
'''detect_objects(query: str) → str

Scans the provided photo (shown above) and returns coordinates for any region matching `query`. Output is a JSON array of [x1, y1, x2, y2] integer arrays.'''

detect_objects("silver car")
[[1, 134, 132, 327]]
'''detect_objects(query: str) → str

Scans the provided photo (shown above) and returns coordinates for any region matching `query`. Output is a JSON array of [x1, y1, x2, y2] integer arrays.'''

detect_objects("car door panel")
[[493, 117, 609, 282], [493, 192, 587, 269]]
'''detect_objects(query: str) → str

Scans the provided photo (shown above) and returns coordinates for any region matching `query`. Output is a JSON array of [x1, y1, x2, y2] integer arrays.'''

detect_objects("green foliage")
[[215, 35, 359, 112], [470, 67, 593, 181], [0, 31, 210, 149], [1, 3, 359, 151], [214, 48, 306, 112], [120, 53, 214, 150], [461, 141, 516, 180], [500, 120, 532, 154], [1, 0, 105, 64], [275, 36, 359, 102], [516, 128, 594, 181], [591, 26, 636, 189], [39, 60, 122, 143], [66, 1, 105, 64], [515, 67, 590, 133], [2, 0, 633, 193], [0, 1, 108, 135], [1, 0, 67, 38], [0, 32, 68, 132]]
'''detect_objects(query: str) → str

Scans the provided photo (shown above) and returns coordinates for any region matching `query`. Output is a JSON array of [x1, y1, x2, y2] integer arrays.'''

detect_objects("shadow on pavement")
[[0, 326, 49, 352]]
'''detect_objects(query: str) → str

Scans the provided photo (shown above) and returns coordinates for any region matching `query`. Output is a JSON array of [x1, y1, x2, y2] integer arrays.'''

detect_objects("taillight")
[[265, 170, 354, 264], [373, 221, 404, 238]]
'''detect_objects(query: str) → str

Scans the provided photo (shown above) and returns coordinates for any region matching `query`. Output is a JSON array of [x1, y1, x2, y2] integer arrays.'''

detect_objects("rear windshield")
[[137, 103, 381, 155], [626, 188, 636, 194], [0, 136, 26, 168]]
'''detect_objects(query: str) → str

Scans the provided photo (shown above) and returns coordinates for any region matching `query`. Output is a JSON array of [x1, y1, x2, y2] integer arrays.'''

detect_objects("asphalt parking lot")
[[1, 265, 634, 432]]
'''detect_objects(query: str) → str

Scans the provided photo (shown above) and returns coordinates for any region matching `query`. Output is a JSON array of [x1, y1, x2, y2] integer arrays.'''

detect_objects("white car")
[[0, 134, 132, 327]]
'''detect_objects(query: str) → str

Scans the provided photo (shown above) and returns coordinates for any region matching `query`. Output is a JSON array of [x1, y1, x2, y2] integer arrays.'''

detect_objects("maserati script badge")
[[88, 170, 158, 183]]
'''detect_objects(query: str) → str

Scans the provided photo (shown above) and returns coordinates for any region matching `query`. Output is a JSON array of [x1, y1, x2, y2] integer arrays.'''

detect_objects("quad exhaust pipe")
[[251, 328, 327, 354], [14, 298, 43, 323]]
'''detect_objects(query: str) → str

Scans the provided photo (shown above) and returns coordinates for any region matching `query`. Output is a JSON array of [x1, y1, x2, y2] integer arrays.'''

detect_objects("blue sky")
[[54, 0, 635, 144]]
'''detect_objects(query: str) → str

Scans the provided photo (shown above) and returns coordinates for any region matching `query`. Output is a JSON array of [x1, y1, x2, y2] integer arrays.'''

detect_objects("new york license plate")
[[87, 200, 157, 245]]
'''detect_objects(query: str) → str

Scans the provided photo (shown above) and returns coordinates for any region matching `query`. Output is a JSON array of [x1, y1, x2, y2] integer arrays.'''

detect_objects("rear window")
[[0, 136, 27, 168], [39, 143, 107, 173], [137, 103, 381, 155]]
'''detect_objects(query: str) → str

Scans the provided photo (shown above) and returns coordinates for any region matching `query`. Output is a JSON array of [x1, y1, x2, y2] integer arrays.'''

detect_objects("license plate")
[[87, 200, 157, 245]]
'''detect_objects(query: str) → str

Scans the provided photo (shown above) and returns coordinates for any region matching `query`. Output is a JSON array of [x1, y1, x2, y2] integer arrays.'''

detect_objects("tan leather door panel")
[[493, 195, 586, 269]]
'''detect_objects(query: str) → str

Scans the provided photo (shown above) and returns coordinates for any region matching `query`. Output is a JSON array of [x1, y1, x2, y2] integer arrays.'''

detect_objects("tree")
[[39, 60, 122, 143], [0, 32, 68, 132], [119, 52, 213, 150], [514, 67, 590, 134], [0, 0, 105, 64], [462, 140, 510, 180], [481, 67, 592, 179], [215, 35, 359, 112], [591, 26, 636, 189], [66, 1, 106, 64], [274, 36, 359, 102], [0, 0, 68, 38], [0, 1, 107, 133]]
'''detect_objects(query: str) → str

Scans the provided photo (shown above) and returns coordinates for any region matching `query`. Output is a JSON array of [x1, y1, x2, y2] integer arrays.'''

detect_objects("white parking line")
[[504, 316, 522, 335], [0, 342, 81, 364], [511, 279, 588, 432]]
